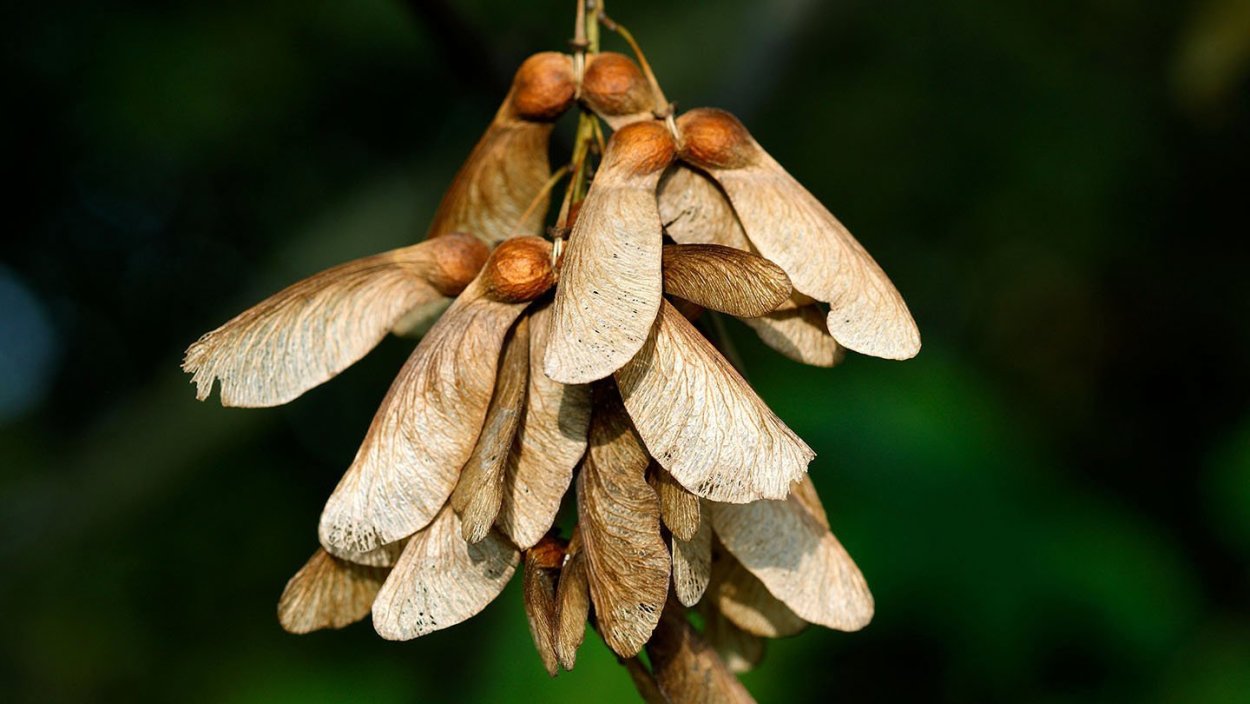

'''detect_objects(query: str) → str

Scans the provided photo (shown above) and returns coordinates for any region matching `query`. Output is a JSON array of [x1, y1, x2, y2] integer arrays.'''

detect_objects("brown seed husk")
[[451, 316, 531, 543], [277, 548, 388, 634], [554, 528, 591, 670], [545, 122, 676, 384], [581, 52, 656, 129], [372, 505, 519, 640], [319, 272, 529, 556], [710, 493, 874, 632], [577, 387, 670, 657], [615, 301, 814, 503], [183, 233, 488, 408], [481, 237, 556, 303], [496, 302, 591, 549], [661, 244, 792, 317], [676, 108, 920, 360], [646, 602, 757, 704], [671, 502, 712, 607], [650, 465, 701, 541], [427, 55, 573, 244]]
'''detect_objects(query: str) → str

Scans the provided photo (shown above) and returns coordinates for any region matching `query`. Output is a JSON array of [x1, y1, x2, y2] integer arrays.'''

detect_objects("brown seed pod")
[[511, 52, 577, 121], [676, 108, 755, 170], [582, 52, 655, 128], [610, 120, 678, 176], [483, 237, 556, 303], [424, 231, 491, 296]]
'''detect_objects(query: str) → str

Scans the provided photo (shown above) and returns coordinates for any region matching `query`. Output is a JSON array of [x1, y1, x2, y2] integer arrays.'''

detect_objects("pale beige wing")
[[661, 244, 791, 317], [615, 301, 814, 503], [451, 317, 530, 543], [183, 234, 486, 407], [791, 474, 830, 529], [650, 464, 701, 542], [544, 123, 675, 384], [742, 299, 844, 367], [371, 505, 519, 640], [554, 529, 591, 671], [711, 550, 806, 638], [672, 501, 712, 607], [497, 302, 591, 549], [658, 164, 843, 366], [426, 118, 553, 245], [544, 179, 663, 383], [711, 495, 873, 631], [319, 277, 528, 555], [321, 539, 406, 568], [522, 544, 561, 676], [710, 151, 919, 359], [277, 548, 387, 634], [577, 392, 670, 657], [657, 164, 749, 248], [677, 108, 919, 360]]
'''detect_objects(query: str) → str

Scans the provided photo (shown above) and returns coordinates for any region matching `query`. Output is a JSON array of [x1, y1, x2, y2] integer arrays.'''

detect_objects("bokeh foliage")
[[3, 0, 1249, 702]]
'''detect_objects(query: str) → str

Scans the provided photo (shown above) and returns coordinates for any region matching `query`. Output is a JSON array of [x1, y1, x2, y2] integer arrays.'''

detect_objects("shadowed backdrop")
[[3, 0, 1249, 701]]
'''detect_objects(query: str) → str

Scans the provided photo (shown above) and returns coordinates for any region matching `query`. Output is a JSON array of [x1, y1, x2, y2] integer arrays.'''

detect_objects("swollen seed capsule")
[[582, 52, 653, 119], [606, 120, 677, 176], [512, 53, 577, 122], [675, 108, 755, 170], [424, 232, 491, 296], [483, 237, 556, 303]]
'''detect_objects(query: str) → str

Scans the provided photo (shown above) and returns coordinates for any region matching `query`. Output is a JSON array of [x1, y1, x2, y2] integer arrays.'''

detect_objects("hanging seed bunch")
[[183, 3, 918, 701]]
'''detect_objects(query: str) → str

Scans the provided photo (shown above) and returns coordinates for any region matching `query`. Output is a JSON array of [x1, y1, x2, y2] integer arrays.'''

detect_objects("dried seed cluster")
[[183, 9, 918, 702]]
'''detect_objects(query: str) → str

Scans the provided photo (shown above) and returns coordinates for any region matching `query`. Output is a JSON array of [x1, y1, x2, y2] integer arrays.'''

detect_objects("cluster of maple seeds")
[[184, 32, 917, 703]]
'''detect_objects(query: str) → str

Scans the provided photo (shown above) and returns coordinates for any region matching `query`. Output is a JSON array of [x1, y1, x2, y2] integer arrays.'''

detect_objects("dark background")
[[4, 0, 1249, 702]]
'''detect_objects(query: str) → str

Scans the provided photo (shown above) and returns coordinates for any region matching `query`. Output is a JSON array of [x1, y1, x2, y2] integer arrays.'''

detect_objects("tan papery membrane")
[[577, 386, 670, 657], [711, 493, 874, 632], [184, 233, 487, 407], [545, 121, 676, 383], [277, 548, 388, 634], [671, 501, 712, 607], [645, 601, 757, 704], [554, 528, 591, 670], [496, 301, 591, 549], [427, 53, 575, 244], [319, 265, 530, 555], [676, 108, 920, 360], [522, 538, 564, 676], [616, 301, 813, 503], [372, 505, 519, 640], [661, 244, 792, 317], [451, 316, 531, 543]]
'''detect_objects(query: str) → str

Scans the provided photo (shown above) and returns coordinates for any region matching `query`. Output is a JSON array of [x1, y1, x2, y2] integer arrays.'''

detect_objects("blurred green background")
[[4, 0, 1250, 701]]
